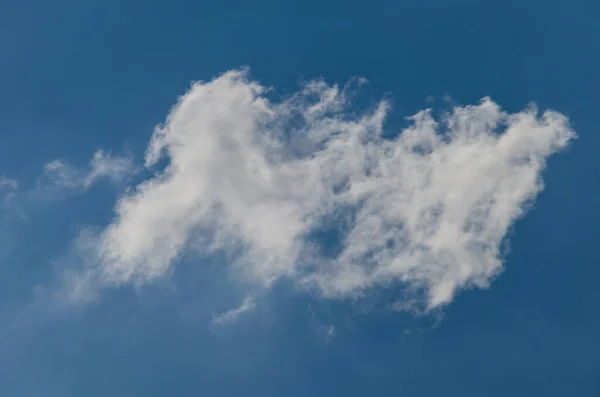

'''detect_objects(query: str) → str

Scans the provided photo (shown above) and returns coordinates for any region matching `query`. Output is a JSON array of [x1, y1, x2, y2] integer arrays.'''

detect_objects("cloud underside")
[[71, 69, 575, 310]]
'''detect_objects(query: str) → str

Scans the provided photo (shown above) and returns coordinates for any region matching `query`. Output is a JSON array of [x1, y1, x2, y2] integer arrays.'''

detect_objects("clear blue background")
[[1, 0, 599, 395]]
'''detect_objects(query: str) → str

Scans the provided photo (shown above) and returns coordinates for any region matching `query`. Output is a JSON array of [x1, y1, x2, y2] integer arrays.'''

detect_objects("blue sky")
[[1, 0, 599, 396]]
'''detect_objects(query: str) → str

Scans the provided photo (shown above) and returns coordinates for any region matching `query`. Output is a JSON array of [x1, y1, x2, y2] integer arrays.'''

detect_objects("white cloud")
[[0, 176, 25, 257], [71, 69, 575, 310], [43, 150, 134, 191], [0, 176, 21, 219], [308, 305, 336, 343], [0, 153, 133, 260], [0, 176, 17, 190], [211, 296, 257, 326]]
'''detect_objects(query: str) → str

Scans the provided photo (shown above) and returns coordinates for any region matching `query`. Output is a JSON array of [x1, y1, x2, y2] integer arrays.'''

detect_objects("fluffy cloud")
[[72, 69, 575, 310], [43, 150, 134, 191], [211, 297, 257, 326], [0, 176, 18, 190]]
